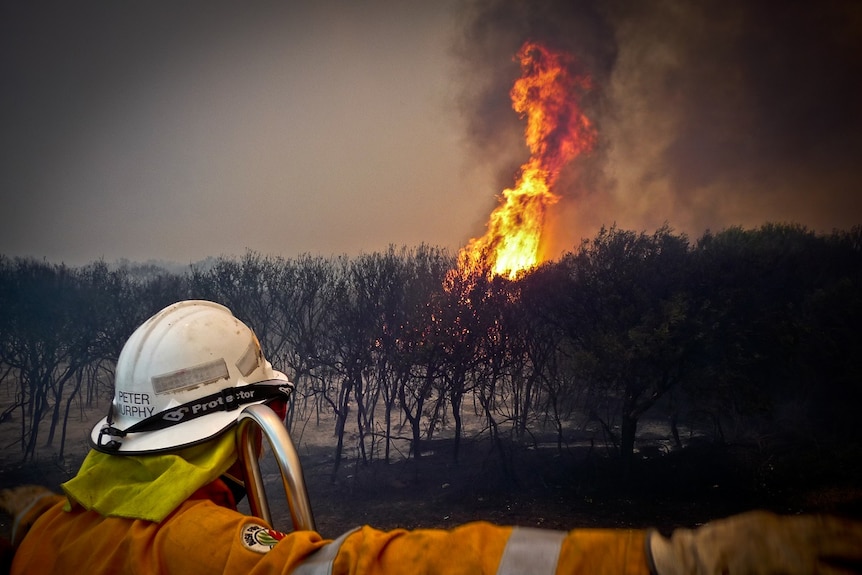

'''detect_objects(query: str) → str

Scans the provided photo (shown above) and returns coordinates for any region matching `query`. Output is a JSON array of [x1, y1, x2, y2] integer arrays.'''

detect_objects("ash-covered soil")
[[3, 415, 862, 543]]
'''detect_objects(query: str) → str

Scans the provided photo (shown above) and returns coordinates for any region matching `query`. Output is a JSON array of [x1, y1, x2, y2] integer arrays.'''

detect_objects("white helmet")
[[90, 300, 293, 454]]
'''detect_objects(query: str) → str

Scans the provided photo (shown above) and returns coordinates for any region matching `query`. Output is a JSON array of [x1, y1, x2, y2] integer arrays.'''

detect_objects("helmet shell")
[[90, 300, 285, 453]]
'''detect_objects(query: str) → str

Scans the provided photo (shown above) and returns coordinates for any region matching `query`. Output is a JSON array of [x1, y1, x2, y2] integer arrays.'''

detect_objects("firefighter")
[[2, 300, 861, 575]]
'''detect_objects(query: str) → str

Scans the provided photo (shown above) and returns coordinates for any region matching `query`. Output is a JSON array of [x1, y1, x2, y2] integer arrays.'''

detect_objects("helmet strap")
[[97, 380, 294, 451]]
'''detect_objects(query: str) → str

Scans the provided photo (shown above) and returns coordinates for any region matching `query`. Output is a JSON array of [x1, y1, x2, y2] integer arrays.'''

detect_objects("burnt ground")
[[3, 430, 862, 542], [262, 433, 862, 538]]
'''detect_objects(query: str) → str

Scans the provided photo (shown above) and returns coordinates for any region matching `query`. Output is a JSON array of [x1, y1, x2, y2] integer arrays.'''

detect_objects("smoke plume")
[[454, 0, 862, 255]]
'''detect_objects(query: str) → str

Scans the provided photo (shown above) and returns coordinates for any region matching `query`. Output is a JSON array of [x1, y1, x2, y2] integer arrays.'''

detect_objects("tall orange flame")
[[458, 41, 595, 279]]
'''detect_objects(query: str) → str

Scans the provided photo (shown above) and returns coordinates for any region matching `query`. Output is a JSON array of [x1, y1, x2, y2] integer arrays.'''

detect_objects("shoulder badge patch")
[[241, 522, 288, 554]]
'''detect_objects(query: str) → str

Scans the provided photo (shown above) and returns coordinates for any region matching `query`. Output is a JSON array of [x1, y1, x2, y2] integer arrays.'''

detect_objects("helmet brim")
[[89, 408, 247, 454], [89, 376, 291, 455]]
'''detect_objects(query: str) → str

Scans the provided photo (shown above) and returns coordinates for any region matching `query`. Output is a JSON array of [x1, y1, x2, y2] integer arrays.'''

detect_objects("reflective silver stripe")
[[496, 526, 566, 575], [236, 337, 261, 377], [292, 528, 358, 575], [151, 358, 229, 394], [11, 492, 56, 545]]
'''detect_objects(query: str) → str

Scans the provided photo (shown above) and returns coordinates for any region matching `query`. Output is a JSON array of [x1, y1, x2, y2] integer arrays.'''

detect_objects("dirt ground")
[[285, 435, 862, 538], [3, 407, 862, 542]]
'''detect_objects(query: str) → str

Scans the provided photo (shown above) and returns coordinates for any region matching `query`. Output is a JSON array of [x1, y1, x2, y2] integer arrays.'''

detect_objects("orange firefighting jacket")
[[10, 480, 650, 575]]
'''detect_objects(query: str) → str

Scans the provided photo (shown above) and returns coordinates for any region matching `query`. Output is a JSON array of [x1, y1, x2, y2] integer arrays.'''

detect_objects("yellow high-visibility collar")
[[62, 430, 237, 523]]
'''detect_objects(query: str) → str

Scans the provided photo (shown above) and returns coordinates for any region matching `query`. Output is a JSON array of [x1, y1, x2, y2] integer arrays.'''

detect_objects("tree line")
[[1, 223, 860, 480]]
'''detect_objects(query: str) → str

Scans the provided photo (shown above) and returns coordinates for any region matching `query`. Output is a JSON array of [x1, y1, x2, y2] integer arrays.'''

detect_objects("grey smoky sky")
[[2, 1, 860, 266]]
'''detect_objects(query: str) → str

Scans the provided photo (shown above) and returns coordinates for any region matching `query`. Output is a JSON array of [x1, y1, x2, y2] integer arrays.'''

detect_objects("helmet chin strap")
[[97, 380, 294, 452]]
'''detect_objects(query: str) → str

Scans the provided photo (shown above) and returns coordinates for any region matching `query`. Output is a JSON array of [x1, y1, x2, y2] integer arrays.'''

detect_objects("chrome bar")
[[236, 404, 316, 532]]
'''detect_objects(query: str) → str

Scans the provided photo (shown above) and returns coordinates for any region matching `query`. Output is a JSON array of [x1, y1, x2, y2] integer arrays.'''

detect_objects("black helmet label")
[[116, 390, 154, 418]]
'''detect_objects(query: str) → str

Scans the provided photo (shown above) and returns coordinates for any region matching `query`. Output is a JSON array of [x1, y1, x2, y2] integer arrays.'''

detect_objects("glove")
[[0, 485, 59, 548], [647, 510, 862, 575], [0, 485, 56, 518]]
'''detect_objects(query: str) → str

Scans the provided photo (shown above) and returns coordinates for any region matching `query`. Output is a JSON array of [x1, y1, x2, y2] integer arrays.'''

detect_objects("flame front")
[[458, 41, 595, 279]]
